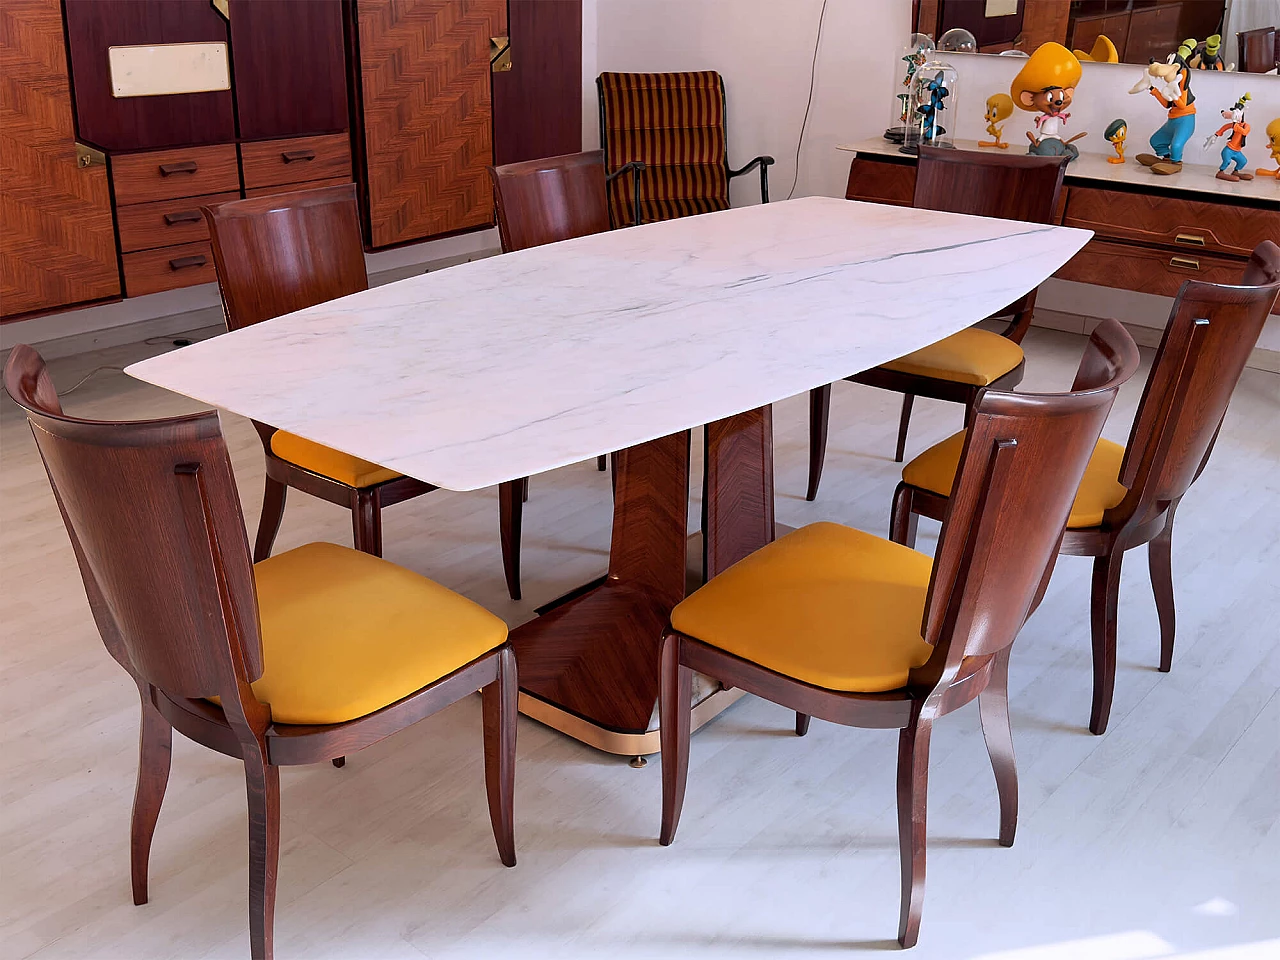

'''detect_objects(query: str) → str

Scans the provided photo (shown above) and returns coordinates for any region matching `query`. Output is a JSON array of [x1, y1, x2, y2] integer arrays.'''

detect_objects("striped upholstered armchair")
[[597, 71, 774, 227]]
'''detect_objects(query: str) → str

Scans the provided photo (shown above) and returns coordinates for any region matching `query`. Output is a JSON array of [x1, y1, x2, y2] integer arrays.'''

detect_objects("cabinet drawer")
[[122, 241, 217, 298], [116, 192, 240, 253], [1062, 187, 1277, 259], [112, 145, 240, 206], [845, 156, 915, 207], [244, 176, 353, 199], [1054, 239, 1246, 297], [240, 134, 351, 189]]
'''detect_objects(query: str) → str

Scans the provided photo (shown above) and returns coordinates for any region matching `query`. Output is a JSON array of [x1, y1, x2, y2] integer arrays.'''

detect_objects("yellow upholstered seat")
[[880, 328, 1025, 387], [214, 542, 508, 724], [271, 431, 400, 488], [903, 430, 1129, 528], [670, 522, 935, 693]]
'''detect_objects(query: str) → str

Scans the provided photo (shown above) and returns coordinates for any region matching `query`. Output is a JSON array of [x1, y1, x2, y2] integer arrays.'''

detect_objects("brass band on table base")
[[518, 688, 747, 756]]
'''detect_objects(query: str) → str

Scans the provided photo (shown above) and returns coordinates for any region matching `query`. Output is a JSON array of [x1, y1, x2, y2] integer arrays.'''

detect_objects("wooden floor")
[[2, 327, 1278, 960]]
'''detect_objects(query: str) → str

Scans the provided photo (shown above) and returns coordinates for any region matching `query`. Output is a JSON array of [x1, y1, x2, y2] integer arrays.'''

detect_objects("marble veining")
[[838, 137, 1280, 204], [127, 197, 1091, 491]]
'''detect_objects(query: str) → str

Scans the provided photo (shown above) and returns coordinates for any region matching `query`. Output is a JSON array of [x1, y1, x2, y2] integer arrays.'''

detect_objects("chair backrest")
[[917, 319, 1140, 674], [597, 70, 729, 227], [204, 183, 368, 331], [4, 345, 265, 712], [1113, 242, 1280, 527], [490, 150, 612, 252], [1237, 26, 1278, 73], [914, 146, 1068, 225]]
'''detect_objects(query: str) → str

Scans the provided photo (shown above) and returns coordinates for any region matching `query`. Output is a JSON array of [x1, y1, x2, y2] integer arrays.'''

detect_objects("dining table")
[[126, 195, 1092, 757]]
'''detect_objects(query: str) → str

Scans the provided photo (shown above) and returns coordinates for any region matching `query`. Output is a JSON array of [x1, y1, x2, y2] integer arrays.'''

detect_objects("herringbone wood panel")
[[1, 0, 119, 320], [357, 0, 503, 248]]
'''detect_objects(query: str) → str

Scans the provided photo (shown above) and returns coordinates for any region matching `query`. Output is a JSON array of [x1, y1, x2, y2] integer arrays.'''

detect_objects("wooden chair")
[[807, 147, 1069, 496], [889, 241, 1280, 735], [596, 71, 774, 227], [203, 184, 526, 599], [659, 319, 1139, 948], [1236, 26, 1279, 73], [4, 343, 517, 960]]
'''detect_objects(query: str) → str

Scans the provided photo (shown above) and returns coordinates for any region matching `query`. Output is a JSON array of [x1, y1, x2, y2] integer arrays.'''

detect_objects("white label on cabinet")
[[985, 0, 1019, 17], [108, 43, 230, 98]]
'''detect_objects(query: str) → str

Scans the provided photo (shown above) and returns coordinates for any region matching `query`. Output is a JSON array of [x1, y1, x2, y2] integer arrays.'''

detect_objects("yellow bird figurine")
[[1104, 119, 1127, 164], [1257, 118, 1280, 177], [979, 93, 1014, 149]]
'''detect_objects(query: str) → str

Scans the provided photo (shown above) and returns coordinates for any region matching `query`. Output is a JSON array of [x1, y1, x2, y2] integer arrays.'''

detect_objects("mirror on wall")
[[910, 0, 1268, 70]]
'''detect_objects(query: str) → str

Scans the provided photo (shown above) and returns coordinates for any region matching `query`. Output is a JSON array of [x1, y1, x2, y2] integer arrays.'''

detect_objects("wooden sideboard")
[[2, 0, 583, 322], [839, 139, 1279, 311]]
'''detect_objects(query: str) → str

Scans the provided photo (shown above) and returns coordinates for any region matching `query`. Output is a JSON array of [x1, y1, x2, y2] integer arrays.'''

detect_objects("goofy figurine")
[[1131, 39, 1197, 175], [1205, 93, 1254, 182]]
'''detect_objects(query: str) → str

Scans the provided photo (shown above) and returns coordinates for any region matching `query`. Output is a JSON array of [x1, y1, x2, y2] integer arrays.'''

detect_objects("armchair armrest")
[[606, 160, 646, 227], [728, 155, 776, 203]]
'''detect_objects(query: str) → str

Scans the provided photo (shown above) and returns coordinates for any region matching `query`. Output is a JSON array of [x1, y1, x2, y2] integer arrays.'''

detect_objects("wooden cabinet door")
[[356, 0, 505, 248], [492, 0, 582, 166], [63, 0, 235, 151], [1, 0, 120, 320], [230, 0, 349, 141]]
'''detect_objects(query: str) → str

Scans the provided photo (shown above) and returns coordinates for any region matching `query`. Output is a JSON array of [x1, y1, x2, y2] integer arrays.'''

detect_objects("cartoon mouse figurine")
[[1011, 43, 1087, 162]]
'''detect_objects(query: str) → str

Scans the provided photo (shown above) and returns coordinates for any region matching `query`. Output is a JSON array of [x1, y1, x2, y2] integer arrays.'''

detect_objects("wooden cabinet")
[[1, 0, 120, 320], [239, 134, 352, 192], [354, 0, 506, 248]]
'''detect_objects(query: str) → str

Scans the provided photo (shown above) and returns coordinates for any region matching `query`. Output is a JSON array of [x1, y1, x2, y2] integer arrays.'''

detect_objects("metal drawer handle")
[[163, 210, 203, 225], [1169, 256, 1200, 271], [159, 161, 198, 176], [281, 150, 316, 163], [169, 254, 208, 271], [1175, 233, 1206, 247]]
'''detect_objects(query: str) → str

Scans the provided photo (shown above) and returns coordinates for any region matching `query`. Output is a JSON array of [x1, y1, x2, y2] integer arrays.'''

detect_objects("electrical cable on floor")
[[58, 365, 124, 397], [786, 0, 829, 200]]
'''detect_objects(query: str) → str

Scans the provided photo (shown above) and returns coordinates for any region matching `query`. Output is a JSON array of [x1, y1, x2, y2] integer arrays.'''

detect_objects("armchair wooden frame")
[[807, 147, 1069, 496], [4, 343, 517, 960], [596, 70, 775, 227], [203, 184, 525, 597], [889, 242, 1280, 735], [660, 319, 1140, 948]]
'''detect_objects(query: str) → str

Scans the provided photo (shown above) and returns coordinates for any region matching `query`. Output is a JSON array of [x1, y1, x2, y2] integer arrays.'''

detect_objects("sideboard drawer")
[[240, 134, 352, 190], [845, 156, 916, 207], [1055, 238, 1246, 297], [122, 241, 217, 298], [112, 145, 240, 206], [115, 191, 240, 253], [1062, 186, 1277, 259]]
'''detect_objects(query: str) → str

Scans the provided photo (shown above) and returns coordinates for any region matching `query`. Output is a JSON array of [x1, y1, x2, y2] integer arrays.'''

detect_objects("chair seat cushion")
[[880, 328, 1025, 386], [271, 431, 400, 488], [215, 542, 508, 724], [903, 431, 1128, 529], [670, 522, 935, 693]]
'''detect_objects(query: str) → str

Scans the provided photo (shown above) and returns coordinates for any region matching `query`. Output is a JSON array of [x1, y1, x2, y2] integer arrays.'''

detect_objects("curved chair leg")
[[889, 482, 919, 549], [896, 710, 932, 949], [498, 480, 524, 602], [481, 646, 517, 867], [806, 384, 832, 501], [978, 648, 1017, 847], [795, 713, 811, 736], [659, 632, 693, 846], [1089, 551, 1124, 736], [894, 394, 915, 464], [131, 688, 172, 906], [253, 477, 288, 563], [597, 455, 607, 472], [243, 748, 280, 960], [351, 488, 383, 557], [1149, 503, 1178, 673]]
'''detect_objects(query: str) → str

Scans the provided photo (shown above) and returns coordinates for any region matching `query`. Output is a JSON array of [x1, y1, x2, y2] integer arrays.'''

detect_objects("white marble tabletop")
[[837, 137, 1280, 205], [126, 197, 1091, 491]]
